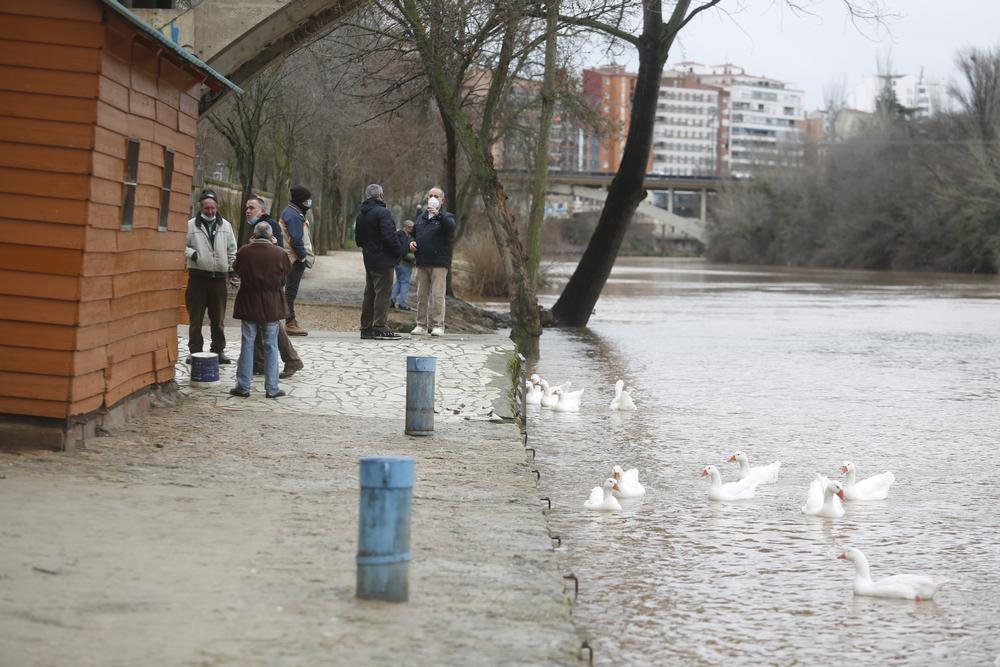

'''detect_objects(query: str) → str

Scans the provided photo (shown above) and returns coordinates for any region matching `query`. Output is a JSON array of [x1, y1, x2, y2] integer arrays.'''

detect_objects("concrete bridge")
[[501, 171, 717, 243]]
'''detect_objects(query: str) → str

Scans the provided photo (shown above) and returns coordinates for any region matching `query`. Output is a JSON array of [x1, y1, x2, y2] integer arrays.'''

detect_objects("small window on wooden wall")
[[121, 138, 140, 230], [158, 148, 175, 232]]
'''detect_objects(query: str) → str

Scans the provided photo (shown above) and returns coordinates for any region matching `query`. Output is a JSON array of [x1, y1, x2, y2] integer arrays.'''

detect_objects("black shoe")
[[185, 356, 192, 364], [217, 353, 232, 364], [266, 390, 286, 399], [360, 329, 376, 340], [229, 387, 250, 398], [396, 305, 411, 311], [374, 329, 402, 340]]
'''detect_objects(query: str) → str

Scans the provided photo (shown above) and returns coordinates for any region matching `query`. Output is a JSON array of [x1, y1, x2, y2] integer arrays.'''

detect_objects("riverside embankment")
[[0, 330, 580, 665]]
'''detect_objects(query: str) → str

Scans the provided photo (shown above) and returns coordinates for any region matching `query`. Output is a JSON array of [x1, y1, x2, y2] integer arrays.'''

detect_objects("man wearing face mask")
[[184, 189, 238, 363], [244, 197, 304, 379], [279, 184, 315, 336], [410, 187, 456, 336]]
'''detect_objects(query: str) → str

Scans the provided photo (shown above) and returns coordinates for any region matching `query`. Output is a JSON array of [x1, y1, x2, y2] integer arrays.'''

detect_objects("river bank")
[[0, 324, 581, 664]]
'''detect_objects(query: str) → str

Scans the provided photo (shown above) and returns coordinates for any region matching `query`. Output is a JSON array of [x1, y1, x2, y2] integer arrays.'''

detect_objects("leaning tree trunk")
[[551, 0, 683, 326]]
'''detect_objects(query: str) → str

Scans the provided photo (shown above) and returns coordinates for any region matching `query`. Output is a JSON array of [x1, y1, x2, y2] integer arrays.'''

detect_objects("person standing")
[[230, 221, 292, 399], [391, 220, 415, 311], [279, 184, 314, 336], [411, 187, 456, 336], [244, 196, 304, 379], [355, 183, 403, 340], [184, 189, 237, 363]]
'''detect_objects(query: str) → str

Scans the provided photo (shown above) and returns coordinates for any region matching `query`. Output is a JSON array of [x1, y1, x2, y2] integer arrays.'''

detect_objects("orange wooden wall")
[[0, 1, 204, 420]]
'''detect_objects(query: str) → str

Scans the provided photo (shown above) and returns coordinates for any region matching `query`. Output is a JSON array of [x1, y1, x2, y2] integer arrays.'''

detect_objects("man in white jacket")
[[184, 189, 237, 363]]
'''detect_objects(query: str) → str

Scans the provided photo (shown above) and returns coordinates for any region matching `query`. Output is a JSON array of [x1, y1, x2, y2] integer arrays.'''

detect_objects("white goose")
[[538, 379, 562, 409], [700, 465, 759, 501], [553, 385, 584, 412], [609, 380, 637, 411], [840, 461, 895, 501], [525, 376, 544, 406], [584, 478, 622, 511], [611, 465, 645, 499], [801, 474, 845, 518], [839, 547, 948, 601], [727, 451, 780, 484]]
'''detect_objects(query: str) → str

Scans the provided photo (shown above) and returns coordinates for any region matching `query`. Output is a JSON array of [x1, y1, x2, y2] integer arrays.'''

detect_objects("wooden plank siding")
[[0, 3, 206, 421]]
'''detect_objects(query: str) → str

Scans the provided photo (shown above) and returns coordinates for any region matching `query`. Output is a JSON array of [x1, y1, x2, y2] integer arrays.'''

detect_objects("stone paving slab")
[[177, 329, 517, 421]]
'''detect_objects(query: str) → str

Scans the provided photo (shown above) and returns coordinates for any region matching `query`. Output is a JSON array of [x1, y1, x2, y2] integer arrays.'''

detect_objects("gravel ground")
[[0, 402, 579, 666], [0, 257, 580, 665]]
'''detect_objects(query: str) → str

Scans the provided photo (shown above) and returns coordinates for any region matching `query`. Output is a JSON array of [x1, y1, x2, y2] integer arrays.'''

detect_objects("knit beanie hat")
[[290, 184, 311, 205], [199, 189, 218, 203]]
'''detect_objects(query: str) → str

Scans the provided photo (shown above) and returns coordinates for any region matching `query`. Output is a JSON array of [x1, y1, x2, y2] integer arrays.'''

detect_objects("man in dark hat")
[[184, 189, 237, 363], [279, 184, 314, 336]]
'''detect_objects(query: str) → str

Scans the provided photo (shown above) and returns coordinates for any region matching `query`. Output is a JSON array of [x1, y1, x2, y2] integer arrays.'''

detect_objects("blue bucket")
[[190, 352, 220, 387]]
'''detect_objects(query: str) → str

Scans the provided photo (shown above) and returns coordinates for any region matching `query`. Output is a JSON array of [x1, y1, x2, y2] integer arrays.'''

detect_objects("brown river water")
[[522, 258, 1000, 666]]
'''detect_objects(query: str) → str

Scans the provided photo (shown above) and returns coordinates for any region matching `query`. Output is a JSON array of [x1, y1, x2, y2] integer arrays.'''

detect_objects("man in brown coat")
[[230, 221, 292, 399]]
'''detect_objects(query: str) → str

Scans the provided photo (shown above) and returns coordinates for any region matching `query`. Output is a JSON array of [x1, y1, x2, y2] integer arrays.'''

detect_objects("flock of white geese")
[[523, 373, 949, 602]]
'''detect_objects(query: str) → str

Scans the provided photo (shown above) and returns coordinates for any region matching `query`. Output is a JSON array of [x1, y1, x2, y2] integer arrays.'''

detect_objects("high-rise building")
[[851, 73, 946, 118], [653, 69, 726, 176], [679, 63, 805, 178], [582, 65, 647, 173]]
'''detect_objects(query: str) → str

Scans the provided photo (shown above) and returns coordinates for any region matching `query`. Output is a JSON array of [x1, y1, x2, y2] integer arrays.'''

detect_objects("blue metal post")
[[356, 456, 414, 602], [405, 356, 436, 436]]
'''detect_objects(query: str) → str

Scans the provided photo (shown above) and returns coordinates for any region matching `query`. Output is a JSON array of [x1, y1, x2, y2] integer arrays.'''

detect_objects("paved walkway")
[[177, 330, 512, 419], [0, 333, 580, 666]]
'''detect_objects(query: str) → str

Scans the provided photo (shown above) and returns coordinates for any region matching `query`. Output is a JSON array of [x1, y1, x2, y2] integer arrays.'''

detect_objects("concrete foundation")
[[0, 383, 176, 452]]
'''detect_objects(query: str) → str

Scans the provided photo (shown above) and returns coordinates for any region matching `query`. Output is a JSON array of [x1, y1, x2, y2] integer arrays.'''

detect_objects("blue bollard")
[[405, 356, 436, 436], [356, 456, 414, 602]]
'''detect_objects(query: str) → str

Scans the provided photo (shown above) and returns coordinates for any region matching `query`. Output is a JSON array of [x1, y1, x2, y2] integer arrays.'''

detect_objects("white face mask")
[[201, 212, 217, 222], [304, 199, 312, 208], [427, 196, 441, 210]]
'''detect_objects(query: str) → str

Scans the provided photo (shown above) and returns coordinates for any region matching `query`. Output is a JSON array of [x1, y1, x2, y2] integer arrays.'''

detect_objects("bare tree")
[[206, 68, 282, 246]]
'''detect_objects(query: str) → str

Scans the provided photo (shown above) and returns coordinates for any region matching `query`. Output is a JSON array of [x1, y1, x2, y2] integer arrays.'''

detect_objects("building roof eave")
[[100, 0, 243, 95]]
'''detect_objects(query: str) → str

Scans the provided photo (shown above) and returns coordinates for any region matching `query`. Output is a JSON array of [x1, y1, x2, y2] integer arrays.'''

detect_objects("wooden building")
[[0, 0, 240, 449]]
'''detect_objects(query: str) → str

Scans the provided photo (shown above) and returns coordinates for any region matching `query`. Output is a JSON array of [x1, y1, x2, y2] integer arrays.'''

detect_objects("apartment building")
[[681, 63, 805, 178], [653, 69, 726, 177], [852, 73, 946, 118]]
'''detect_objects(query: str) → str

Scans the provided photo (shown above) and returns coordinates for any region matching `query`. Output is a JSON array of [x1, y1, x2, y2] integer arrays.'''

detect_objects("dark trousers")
[[361, 267, 394, 332], [254, 321, 301, 369], [185, 273, 227, 353], [285, 260, 305, 323]]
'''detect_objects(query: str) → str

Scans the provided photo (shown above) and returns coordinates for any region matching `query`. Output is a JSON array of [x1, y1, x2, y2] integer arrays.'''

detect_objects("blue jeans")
[[236, 321, 279, 395], [391, 263, 413, 307]]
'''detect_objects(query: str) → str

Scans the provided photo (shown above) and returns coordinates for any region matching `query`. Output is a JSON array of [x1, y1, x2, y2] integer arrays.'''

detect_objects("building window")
[[158, 149, 175, 232], [121, 138, 140, 230]]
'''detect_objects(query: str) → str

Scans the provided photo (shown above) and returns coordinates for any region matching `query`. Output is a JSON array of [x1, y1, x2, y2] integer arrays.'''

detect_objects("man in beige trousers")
[[410, 187, 456, 336]]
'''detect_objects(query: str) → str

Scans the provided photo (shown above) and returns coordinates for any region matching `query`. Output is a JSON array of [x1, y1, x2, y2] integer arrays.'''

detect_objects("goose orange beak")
[[612, 481, 621, 492], [837, 552, 846, 560], [837, 489, 846, 501], [839, 465, 849, 474], [727, 455, 736, 462]]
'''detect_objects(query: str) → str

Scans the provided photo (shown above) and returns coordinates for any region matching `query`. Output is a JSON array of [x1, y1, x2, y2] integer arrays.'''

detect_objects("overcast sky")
[[587, 0, 998, 110]]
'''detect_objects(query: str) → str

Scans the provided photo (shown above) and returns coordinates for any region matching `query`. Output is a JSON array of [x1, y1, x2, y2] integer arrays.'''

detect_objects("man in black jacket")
[[355, 184, 403, 340]]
